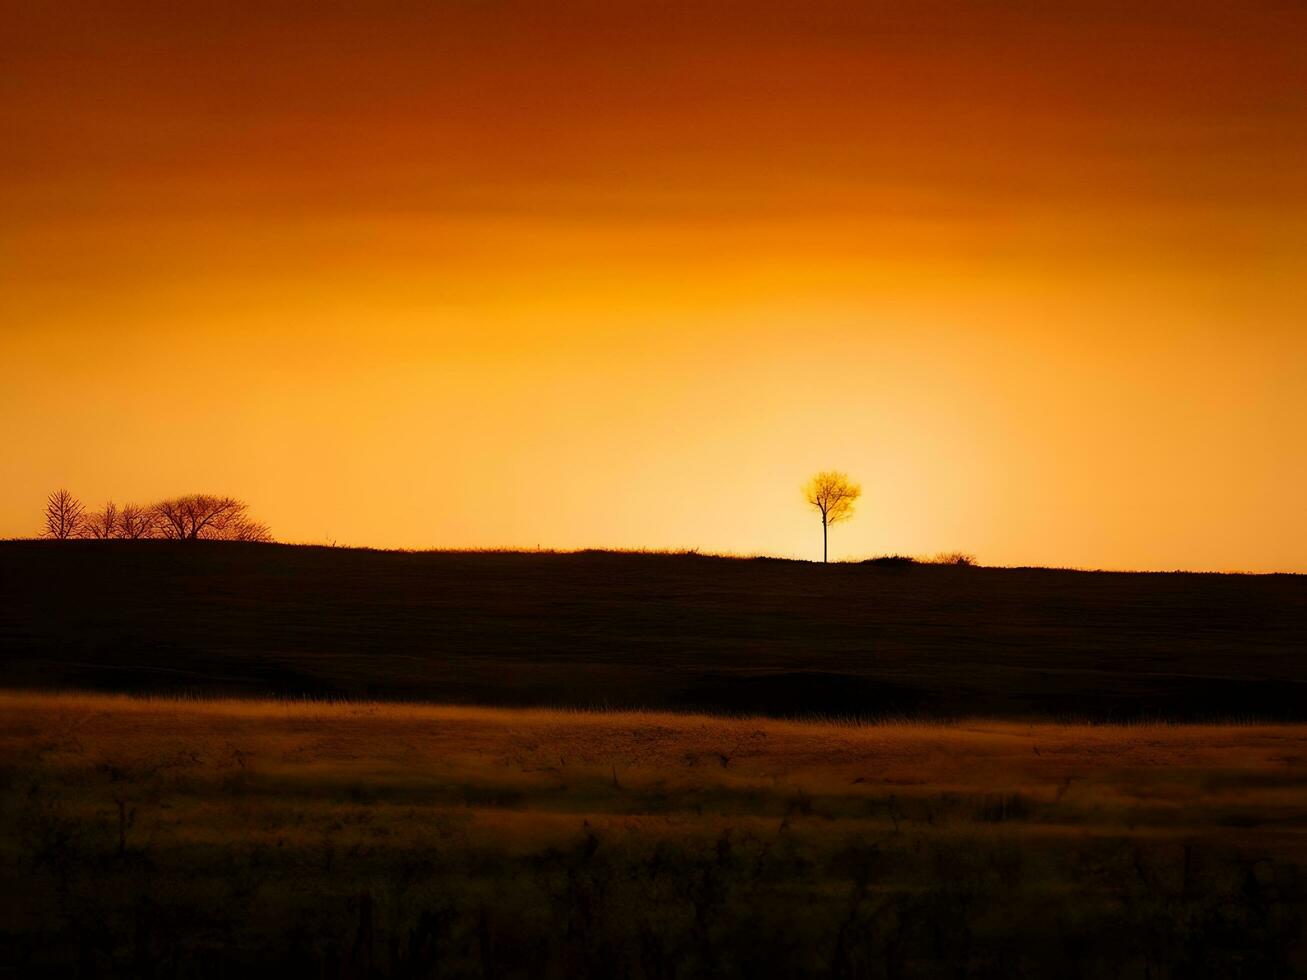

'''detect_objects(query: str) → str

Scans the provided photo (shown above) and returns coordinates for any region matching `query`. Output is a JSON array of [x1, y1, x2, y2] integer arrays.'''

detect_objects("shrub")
[[861, 555, 918, 567]]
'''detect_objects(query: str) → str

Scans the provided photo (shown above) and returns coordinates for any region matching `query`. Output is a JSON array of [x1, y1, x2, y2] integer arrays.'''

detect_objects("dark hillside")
[[1, 541, 1304, 718]]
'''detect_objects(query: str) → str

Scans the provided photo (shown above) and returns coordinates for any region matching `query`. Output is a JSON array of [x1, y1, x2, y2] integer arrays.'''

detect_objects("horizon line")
[[2, 537, 1302, 577]]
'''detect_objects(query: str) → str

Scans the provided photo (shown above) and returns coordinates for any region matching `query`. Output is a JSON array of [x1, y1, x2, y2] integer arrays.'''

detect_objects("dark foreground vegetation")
[[3, 694, 1305, 978], [2, 541, 1305, 720]]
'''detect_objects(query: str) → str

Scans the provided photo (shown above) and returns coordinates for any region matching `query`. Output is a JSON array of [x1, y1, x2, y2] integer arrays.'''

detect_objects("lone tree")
[[43, 489, 85, 540], [803, 471, 861, 563], [153, 494, 272, 542]]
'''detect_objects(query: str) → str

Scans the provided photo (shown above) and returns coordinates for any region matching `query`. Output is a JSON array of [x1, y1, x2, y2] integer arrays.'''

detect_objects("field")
[[5, 543, 1306, 975], [3, 692, 1307, 977], [3, 541, 1306, 719]]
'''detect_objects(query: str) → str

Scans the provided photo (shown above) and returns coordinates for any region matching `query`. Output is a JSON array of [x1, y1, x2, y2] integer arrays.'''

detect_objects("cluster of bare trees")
[[42, 490, 272, 543]]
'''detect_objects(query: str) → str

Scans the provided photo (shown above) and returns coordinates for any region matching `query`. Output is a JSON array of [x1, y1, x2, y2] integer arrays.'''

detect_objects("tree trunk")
[[823, 516, 828, 563]]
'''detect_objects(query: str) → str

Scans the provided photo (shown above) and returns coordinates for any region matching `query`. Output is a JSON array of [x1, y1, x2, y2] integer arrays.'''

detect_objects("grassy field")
[[3, 541, 1305, 719], [3, 692, 1306, 977]]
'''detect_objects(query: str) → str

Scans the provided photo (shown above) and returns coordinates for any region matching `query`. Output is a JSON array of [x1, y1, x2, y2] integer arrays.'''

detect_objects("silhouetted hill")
[[2, 541, 1304, 719]]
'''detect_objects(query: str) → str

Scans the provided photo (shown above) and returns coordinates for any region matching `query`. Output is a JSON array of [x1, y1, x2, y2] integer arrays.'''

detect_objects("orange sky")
[[3, 1, 1305, 570]]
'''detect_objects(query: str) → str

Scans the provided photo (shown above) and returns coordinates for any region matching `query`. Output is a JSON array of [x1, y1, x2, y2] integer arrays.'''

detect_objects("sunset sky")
[[3, 1, 1305, 570]]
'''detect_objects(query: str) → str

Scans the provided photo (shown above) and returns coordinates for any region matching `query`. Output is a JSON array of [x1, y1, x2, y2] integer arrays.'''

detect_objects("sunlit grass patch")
[[4, 690, 1307, 976]]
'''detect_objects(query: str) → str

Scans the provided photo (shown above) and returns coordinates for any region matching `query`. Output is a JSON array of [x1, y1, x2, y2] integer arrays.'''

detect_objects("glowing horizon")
[[3, 2, 1305, 571]]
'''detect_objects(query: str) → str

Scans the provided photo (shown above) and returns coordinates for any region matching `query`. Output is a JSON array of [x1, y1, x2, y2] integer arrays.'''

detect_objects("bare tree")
[[803, 471, 861, 563], [153, 495, 272, 542], [116, 503, 157, 540], [43, 489, 85, 540], [80, 501, 120, 539], [228, 515, 274, 543]]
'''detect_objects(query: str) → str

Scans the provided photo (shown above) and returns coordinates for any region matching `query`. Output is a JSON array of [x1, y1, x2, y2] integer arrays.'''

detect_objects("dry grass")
[[3, 691, 1307, 977]]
